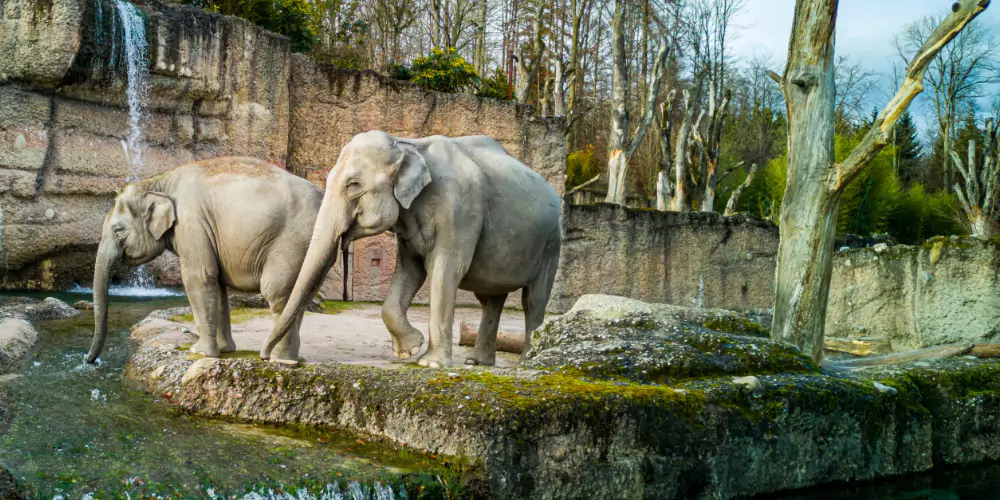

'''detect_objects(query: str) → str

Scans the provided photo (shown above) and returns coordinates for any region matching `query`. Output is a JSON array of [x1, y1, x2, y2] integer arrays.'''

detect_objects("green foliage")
[[894, 110, 923, 185], [308, 9, 369, 69], [410, 47, 478, 93], [887, 184, 964, 244], [387, 63, 412, 80], [184, 0, 318, 53], [476, 67, 512, 100], [737, 131, 965, 242], [836, 134, 901, 236], [566, 145, 602, 189]]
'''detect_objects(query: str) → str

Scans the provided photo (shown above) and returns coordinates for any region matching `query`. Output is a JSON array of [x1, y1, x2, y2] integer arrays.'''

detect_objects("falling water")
[[115, 0, 149, 183]]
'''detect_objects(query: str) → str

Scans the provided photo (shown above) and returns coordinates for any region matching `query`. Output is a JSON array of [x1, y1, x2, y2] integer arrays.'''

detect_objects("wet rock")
[[0, 466, 24, 500], [22, 297, 82, 321], [0, 319, 38, 375], [522, 294, 813, 383], [182, 357, 220, 385], [72, 300, 93, 310]]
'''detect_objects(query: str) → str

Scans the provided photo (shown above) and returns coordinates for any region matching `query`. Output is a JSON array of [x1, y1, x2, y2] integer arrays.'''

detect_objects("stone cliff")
[[0, 0, 565, 290]]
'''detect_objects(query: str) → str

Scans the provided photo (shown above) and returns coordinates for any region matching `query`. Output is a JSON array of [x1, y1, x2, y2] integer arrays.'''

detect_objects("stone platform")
[[124, 295, 1000, 499]]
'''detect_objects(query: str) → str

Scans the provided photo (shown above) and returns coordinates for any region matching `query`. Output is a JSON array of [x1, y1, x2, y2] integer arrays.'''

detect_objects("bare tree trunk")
[[552, 60, 573, 117], [770, 0, 989, 363], [515, 3, 546, 105], [605, 0, 669, 205], [656, 92, 676, 211], [474, 0, 488, 74], [724, 163, 758, 216], [541, 78, 553, 116], [670, 89, 694, 210], [952, 120, 1000, 236]]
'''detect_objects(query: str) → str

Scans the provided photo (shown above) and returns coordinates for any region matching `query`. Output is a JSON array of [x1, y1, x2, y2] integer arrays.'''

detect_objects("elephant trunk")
[[261, 197, 348, 359], [86, 235, 123, 363]]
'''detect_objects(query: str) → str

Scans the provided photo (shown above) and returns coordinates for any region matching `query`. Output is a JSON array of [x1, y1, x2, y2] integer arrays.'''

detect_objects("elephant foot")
[[417, 348, 451, 369], [464, 349, 496, 367], [218, 339, 237, 353], [191, 338, 220, 358], [392, 330, 425, 359]]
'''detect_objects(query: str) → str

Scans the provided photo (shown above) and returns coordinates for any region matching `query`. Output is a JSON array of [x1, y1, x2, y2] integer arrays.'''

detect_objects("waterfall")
[[114, 0, 149, 183]]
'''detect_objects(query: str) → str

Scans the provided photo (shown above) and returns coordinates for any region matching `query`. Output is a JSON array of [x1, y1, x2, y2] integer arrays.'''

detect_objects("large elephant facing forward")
[[262, 131, 561, 368], [85, 157, 323, 365]]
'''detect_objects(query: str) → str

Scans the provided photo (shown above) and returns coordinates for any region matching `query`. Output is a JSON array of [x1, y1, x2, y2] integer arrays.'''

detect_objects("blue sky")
[[731, 0, 1000, 139]]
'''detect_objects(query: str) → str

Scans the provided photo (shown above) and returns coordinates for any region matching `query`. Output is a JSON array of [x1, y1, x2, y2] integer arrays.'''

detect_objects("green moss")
[[170, 307, 272, 324], [702, 316, 771, 338], [317, 301, 363, 315]]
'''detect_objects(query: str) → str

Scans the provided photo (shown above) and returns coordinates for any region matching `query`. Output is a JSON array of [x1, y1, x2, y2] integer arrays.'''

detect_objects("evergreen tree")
[[893, 110, 922, 185]]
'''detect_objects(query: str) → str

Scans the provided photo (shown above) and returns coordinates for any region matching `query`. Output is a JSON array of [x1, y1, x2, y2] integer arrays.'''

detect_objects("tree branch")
[[566, 174, 600, 195], [626, 42, 670, 158], [831, 0, 991, 192]]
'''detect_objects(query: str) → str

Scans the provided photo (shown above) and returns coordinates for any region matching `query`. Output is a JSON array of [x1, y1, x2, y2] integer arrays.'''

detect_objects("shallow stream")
[[0, 292, 442, 499]]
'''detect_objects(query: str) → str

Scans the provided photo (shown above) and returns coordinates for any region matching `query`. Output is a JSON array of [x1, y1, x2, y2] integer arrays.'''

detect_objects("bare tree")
[[953, 119, 1000, 236], [515, 2, 547, 104], [895, 14, 999, 189], [724, 163, 758, 216], [367, 0, 418, 68], [605, 0, 669, 205], [656, 89, 677, 211], [833, 56, 878, 133], [429, 0, 478, 50], [768, 0, 988, 363]]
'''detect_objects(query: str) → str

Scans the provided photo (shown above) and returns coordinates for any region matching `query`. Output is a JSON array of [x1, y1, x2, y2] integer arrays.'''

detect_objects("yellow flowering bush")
[[410, 47, 479, 93]]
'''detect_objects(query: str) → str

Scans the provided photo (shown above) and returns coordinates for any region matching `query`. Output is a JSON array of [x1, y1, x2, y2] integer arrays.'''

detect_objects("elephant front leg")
[[181, 262, 223, 358], [418, 253, 465, 368], [382, 236, 427, 359]]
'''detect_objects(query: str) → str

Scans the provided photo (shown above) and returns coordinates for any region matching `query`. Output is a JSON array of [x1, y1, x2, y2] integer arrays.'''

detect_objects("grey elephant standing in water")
[[85, 157, 323, 365], [261, 131, 561, 368]]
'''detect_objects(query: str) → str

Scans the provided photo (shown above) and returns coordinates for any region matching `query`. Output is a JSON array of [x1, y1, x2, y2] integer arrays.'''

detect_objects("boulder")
[[0, 318, 38, 374], [0, 296, 80, 321], [522, 294, 815, 384], [72, 300, 93, 310]]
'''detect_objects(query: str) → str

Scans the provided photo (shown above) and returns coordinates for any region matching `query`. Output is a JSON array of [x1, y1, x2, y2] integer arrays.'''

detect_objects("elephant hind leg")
[[465, 293, 506, 366], [521, 242, 560, 359], [217, 282, 236, 353]]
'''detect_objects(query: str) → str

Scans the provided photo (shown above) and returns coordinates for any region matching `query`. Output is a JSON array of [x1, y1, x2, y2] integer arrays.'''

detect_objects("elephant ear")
[[144, 192, 176, 240], [392, 140, 431, 210]]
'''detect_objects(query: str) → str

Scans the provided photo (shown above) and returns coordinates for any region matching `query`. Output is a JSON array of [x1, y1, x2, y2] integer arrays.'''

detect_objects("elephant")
[[84, 157, 323, 365], [260, 130, 562, 368]]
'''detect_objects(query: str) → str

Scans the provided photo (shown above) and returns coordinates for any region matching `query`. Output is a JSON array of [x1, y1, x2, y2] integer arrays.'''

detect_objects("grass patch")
[[170, 307, 272, 324], [317, 300, 364, 315]]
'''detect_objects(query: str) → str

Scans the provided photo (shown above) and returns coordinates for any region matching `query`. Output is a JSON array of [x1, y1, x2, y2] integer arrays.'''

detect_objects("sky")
[[729, 0, 1000, 139]]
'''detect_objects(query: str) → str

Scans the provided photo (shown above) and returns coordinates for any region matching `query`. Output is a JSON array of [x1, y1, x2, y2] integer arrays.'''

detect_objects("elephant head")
[[260, 131, 431, 359], [85, 184, 176, 363]]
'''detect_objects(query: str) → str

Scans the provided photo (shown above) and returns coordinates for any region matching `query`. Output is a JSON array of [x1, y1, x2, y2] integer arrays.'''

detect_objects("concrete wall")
[[0, 0, 566, 290], [826, 237, 1000, 350], [551, 204, 779, 313]]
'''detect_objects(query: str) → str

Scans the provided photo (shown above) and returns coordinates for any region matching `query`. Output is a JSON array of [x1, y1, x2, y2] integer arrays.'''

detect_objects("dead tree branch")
[[724, 163, 758, 216]]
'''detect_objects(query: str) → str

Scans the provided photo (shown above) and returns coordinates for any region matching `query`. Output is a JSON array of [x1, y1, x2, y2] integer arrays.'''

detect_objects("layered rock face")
[[1, 0, 565, 291], [1, 0, 290, 288], [827, 237, 1000, 350]]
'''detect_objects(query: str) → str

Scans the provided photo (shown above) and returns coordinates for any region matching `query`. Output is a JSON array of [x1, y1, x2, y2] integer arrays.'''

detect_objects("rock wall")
[[0, 0, 566, 291], [1, 0, 290, 288], [827, 237, 1000, 350], [551, 204, 779, 313]]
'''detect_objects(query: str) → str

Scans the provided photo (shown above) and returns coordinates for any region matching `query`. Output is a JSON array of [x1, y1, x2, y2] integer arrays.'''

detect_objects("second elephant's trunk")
[[261, 199, 347, 359], [86, 236, 123, 363]]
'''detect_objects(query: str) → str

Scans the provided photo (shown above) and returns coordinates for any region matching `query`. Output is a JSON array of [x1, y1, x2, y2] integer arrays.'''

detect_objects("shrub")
[[476, 67, 511, 100], [184, 0, 318, 53], [566, 145, 602, 189], [387, 63, 412, 81], [410, 47, 478, 93]]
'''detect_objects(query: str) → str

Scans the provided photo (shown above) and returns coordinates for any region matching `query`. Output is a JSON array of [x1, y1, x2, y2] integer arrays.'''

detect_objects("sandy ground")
[[185, 305, 530, 369]]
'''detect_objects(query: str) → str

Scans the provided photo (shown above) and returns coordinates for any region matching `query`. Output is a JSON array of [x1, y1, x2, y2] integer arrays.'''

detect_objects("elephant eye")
[[345, 181, 362, 195]]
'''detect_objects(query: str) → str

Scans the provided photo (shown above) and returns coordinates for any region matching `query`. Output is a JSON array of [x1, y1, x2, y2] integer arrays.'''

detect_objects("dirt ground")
[[184, 305, 530, 369]]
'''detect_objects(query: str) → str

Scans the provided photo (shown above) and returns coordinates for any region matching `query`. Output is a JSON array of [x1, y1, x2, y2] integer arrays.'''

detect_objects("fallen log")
[[458, 321, 525, 354], [824, 337, 893, 356], [827, 342, 973, 369], [970, 343, 1000, 358]]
